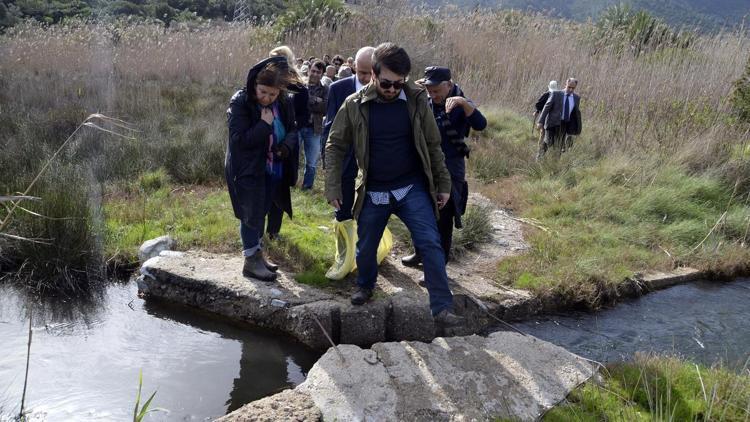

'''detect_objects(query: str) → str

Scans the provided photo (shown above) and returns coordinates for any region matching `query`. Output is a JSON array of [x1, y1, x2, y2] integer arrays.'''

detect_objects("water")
[[0, 280, 320, 421], [513, 278, 750, 368]]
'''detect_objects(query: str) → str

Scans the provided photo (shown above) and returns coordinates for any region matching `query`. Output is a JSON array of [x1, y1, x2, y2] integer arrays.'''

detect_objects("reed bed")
[[1, 3, 749, 293]]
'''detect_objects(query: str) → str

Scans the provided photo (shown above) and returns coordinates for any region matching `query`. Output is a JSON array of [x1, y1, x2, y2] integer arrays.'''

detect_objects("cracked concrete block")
[[386, 296, 434, 342], [287, 300, 341, 350], [339, 303, 387, 346]]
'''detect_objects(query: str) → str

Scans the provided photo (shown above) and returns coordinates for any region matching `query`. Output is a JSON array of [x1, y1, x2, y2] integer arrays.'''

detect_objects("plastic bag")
[[325, 220, 393, 280]]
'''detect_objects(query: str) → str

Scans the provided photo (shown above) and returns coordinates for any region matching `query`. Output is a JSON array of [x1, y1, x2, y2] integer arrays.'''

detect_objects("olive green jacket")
[[324, 81, 451, 219]]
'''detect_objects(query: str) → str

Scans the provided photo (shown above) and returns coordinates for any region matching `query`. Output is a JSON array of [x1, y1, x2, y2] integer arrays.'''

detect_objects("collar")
[[355, 77, 366, 93]]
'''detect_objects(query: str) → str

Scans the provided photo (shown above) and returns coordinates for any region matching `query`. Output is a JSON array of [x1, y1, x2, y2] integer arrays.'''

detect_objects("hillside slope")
[[422, 0, 749, 31]]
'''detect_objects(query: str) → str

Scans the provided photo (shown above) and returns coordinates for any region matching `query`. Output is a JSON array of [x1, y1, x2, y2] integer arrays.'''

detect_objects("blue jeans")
[[240, 175, 278, 256], [298, 127, 321, 189], [356, 183, 453, 316]]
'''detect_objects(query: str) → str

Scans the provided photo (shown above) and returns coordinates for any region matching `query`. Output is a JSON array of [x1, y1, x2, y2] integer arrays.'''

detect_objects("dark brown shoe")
[[350, 287, 373, 305], [401, 252, 422, 267], [433, 309, 465, 328], [243, 253, 277, 282]]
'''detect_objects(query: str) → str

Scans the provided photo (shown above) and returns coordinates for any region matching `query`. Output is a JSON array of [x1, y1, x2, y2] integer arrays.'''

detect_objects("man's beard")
[[377, 87, 399, 102]]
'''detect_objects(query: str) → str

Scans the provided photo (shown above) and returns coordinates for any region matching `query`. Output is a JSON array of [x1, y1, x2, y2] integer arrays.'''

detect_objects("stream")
[[513, 278, 750, 369], [2, 277, 748, 421], [0, 279, 320, 421]]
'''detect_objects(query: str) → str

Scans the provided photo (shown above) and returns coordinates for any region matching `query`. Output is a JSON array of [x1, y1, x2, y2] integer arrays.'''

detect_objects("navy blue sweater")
[[367, 100, 423, 191]]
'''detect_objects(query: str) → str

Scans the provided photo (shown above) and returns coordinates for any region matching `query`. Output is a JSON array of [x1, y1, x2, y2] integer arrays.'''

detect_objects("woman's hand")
[[261, 107, 274, 125]]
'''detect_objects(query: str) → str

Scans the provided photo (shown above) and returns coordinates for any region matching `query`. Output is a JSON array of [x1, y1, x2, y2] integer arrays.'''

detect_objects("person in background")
[[295, 57, 304, 69], [346, 56, 354, 69], [225, 56, 297, 282], [403, 66, 487, 270], [332, 54, 345, 73], [337, 65, 353, 79], [321, 65, 337, 87], [324, 42, 463, 326], [269, 46, 308, 238], [536, 77, 581, 160], [533, 80, 557, 151], [322, 46, 374, 222], [299, 60, 329, 190], [322, 54, 332, 67]]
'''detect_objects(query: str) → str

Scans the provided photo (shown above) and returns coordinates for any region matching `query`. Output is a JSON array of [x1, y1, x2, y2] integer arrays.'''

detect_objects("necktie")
[[563, 94, 570, 122]]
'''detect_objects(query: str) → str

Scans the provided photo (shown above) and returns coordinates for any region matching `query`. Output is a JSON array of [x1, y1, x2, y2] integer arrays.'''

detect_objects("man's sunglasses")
[[379, 79, 406, 90]]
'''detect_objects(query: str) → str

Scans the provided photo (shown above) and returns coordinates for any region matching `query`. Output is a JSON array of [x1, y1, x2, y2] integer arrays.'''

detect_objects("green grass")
[[495, 160, 750, 305], [471, 108, 750, 306], [265, 188, 336, 287], [544, 354, 750, 421], [103, 175, 339, 286]]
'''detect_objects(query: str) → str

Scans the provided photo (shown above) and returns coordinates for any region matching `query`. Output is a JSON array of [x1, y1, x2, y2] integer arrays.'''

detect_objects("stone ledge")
[[218, 331, 596, 422], [137, 250, 710, 350]]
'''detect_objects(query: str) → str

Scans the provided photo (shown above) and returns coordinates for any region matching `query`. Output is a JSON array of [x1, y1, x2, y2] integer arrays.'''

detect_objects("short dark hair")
[[311, 60, 326, 72], [372, 42, 411, 77]]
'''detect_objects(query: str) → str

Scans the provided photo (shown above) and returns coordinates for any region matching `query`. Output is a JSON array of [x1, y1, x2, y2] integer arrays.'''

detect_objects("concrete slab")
[[219, 331, 596, 422]]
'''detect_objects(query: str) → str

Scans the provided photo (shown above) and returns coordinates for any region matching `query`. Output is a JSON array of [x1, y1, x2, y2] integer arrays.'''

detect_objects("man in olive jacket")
[[324, 43, 462, 325]]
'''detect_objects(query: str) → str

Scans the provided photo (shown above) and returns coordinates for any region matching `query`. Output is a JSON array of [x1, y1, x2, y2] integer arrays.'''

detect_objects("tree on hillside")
[[593, 4, 694, 56], [0, 0, 285, 28], [274, 0, 346, 37]]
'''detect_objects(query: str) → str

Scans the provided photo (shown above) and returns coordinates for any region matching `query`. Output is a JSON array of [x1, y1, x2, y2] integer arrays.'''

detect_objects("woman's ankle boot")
[[242, 252, 277, 281]]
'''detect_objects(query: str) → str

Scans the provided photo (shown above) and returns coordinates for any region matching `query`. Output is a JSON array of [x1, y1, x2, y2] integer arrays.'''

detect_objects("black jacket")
[[535, 91, 551, 113], [225, 56, 298, 228]]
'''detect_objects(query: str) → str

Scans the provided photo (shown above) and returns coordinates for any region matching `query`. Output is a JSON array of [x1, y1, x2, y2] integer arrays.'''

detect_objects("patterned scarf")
[[264, 102, 286, 181]]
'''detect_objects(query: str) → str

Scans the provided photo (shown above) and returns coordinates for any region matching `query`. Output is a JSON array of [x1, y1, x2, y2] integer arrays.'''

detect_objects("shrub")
[[591, 4, 695, 57], [731, 55, 750, 125]]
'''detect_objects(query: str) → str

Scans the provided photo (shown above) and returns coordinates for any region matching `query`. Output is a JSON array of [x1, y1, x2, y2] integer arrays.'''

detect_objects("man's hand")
[[445, 96, 474, 116], [272, 144, 290, 159], [437, 193, 450, 210], [261, 107, 274, 125], [329, 199, 341, 211]]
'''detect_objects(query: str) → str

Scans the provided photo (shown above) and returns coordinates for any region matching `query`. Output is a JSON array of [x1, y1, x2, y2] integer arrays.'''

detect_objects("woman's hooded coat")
[[225, 56, 298, 230]]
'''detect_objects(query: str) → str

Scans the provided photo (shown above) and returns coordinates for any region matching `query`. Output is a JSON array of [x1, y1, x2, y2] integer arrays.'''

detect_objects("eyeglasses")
[[379, 78, 405, 90], [333, 61, 343, 66], [566, 86, 576, 90]]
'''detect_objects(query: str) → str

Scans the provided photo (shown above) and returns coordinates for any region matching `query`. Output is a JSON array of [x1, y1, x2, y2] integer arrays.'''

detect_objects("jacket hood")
[[245, 56, 289, 93]]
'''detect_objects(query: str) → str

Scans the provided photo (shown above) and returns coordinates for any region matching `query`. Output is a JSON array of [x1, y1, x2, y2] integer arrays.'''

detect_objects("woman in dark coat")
[[226, 56, 298, 281]]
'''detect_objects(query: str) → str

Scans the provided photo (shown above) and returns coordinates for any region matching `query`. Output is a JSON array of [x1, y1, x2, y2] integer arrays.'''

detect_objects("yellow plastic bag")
[[325, 219, 357, 280], [376, 226, 393, 265], [325, 220, 394, 280]]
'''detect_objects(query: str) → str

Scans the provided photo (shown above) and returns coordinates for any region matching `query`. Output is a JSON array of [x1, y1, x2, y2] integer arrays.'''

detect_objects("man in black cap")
[[402, 66, 487, 269]]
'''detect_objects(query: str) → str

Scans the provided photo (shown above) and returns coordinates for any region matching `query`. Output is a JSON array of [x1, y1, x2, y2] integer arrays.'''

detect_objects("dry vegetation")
[[1, 3, 749, 299]]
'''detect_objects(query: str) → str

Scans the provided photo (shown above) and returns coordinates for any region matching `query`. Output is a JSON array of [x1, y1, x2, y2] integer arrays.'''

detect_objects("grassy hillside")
[[422, 0, 749, 32]]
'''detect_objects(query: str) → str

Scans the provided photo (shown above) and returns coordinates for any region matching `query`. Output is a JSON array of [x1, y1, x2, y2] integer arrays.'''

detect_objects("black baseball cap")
[[421, 66, 451, 86]]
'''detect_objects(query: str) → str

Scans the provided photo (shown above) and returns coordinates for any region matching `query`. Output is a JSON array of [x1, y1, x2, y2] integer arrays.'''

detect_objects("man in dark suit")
[[536, 78, 582, 160], [322, 46, 375, 222]]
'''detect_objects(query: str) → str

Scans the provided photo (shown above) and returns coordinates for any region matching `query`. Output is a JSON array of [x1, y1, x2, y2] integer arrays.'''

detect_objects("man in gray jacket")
[[536, 78, 581, 160]]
